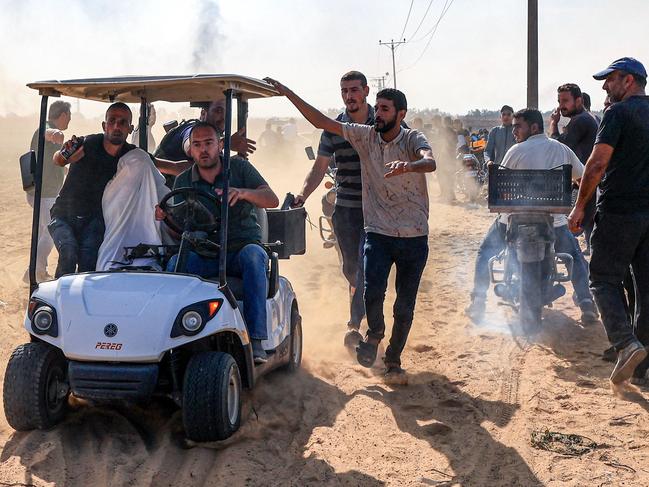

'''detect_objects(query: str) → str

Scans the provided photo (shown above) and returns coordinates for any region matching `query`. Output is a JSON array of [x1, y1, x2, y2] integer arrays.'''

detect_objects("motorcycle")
[[456, 152, 487, 203], [303, 147, 342, 258], [487, 164, 574, 331]]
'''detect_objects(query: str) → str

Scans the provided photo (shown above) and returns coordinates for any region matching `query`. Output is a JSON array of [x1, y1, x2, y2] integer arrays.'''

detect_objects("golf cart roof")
[[27, 74, 279, 103]]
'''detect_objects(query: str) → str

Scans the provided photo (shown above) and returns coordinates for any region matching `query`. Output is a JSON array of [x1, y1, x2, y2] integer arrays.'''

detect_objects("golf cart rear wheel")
[[283, 304, 302, 372], [182, 351, 241, 442], [3, 342, 69, 431]]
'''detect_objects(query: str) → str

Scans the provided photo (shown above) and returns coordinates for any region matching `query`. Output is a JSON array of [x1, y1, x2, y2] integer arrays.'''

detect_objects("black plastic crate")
[[266, 207, 306, 259], [487, 164, 573, 213]]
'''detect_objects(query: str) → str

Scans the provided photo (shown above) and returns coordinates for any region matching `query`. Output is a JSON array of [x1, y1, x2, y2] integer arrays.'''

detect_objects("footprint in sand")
[[413, 344, 434, 353]]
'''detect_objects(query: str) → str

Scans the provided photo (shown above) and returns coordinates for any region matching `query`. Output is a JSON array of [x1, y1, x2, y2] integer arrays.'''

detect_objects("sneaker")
[[610, 340, 648, 384], [251, 339, 268, 365], [465, 296, 486, 322], [579, 299, 599, 324], [384, 365, 408, 385]]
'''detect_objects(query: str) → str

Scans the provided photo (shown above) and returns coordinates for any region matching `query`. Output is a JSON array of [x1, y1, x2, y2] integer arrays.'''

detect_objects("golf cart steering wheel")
[[159, 187, 220, 234]]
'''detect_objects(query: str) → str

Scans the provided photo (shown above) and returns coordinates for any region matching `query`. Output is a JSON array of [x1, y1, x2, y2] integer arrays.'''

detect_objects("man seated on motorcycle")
[[156, 122, 279, 364], [465, 108, 599, 324]]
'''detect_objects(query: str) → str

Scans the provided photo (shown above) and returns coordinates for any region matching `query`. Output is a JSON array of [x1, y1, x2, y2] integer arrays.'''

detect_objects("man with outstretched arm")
[[293, 70, 373, 348], [265, 77, 435, 383], [569, 57, 649, 385]]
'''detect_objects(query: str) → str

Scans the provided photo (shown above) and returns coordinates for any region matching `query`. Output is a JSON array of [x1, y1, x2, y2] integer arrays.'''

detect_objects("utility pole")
[[527, 0, 538, 108], [379, 39, 406, 89], [370, 73, 389, 91]]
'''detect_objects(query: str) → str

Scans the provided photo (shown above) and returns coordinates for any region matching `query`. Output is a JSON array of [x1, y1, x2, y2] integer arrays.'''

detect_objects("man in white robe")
[[96, 148, 170, 270]]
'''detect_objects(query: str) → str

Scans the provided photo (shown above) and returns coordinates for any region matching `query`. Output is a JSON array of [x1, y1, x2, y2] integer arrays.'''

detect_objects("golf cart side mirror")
[[304, 146, 315, 161]]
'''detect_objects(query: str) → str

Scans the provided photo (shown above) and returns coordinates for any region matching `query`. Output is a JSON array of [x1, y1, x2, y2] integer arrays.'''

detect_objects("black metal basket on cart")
[[487, 164, 573, 214]]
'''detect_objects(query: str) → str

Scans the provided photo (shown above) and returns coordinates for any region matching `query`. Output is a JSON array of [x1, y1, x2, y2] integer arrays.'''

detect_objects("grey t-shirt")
[[341, 124, 432, 237]]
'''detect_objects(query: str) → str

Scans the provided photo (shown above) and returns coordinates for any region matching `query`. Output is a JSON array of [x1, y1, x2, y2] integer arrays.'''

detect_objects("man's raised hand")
[[550, 107, 561, 125], [263, 77, 291, 97], [231, 127, 256, 156]]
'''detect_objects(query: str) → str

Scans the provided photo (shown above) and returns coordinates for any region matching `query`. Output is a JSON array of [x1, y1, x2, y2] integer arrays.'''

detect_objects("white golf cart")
[[5, 75, 306, 442]]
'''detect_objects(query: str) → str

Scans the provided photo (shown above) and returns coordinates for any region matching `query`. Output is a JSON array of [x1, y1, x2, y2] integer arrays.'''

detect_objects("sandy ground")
[[1, 119, 649, 486]]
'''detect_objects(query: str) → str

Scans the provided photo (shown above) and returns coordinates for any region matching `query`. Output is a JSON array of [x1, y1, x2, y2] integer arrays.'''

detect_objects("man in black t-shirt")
[[49, 102, 136, 277], [569, 57, 649, 385], [550, 83, 599, 253]]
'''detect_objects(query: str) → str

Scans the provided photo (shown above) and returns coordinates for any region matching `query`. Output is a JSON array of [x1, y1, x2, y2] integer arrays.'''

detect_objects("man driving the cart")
[[156, 121, 279, 364]]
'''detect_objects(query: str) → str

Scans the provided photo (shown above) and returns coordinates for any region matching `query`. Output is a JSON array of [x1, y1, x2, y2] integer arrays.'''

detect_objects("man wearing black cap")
[[484, 105, 516, 165], [569, 57, 649, 385]]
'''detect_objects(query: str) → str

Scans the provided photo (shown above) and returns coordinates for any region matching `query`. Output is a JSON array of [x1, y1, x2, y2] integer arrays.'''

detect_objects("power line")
[[398, 0, 455, 72], [404, 0, 437, 42], [398, 0, 415, 41], [410, 0, 453, 43]]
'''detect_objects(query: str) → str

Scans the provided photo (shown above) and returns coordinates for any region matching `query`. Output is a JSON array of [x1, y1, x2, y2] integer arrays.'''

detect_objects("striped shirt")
[[318, 106, 375, 208]]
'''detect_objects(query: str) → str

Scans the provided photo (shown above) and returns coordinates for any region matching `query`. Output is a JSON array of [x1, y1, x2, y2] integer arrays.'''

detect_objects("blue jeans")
[[166, 244, 269, 340], [364, 232, 428, 366], [590, 211, 649, 351], [48, 215, 105, 278], [471, 219, 592, 303], [332, 205, 366, 328]]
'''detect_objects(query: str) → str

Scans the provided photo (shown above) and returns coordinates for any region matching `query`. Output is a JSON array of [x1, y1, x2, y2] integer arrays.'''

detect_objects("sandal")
[[356, 337, 380, 368]]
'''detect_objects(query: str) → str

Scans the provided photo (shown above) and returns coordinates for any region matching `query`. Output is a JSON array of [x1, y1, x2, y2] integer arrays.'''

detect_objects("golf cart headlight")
[[171, 299, 223, 338], [181, 311, 203, 332], [33, 306, 54, 331]]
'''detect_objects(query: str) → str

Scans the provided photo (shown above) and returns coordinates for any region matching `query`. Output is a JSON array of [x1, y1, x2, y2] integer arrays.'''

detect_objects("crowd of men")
[[25, 56, 649, 387]]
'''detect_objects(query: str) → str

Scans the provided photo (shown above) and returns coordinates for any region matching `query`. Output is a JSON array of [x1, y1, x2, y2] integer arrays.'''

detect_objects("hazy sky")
[[2, 0, 648, 117]]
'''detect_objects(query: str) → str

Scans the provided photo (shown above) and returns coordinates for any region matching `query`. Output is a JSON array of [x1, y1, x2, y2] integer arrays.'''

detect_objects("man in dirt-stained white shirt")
[[264, 76, 436, 384]]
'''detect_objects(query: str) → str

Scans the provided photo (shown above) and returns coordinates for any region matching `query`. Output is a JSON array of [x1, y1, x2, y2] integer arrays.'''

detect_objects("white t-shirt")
[[498, 133, 583, 227]]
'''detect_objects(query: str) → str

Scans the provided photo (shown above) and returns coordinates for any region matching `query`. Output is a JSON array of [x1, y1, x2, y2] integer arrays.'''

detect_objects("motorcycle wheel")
[[519, 261, 543, 333]]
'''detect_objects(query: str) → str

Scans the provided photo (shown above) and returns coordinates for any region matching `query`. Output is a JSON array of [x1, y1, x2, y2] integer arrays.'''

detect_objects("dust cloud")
[[1, 110, 648, 486]]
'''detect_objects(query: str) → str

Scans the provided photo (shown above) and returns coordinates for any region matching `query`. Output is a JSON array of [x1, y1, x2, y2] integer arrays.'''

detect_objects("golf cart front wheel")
[[3, 342, 69, 431], [182, 351, 242, 442]]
